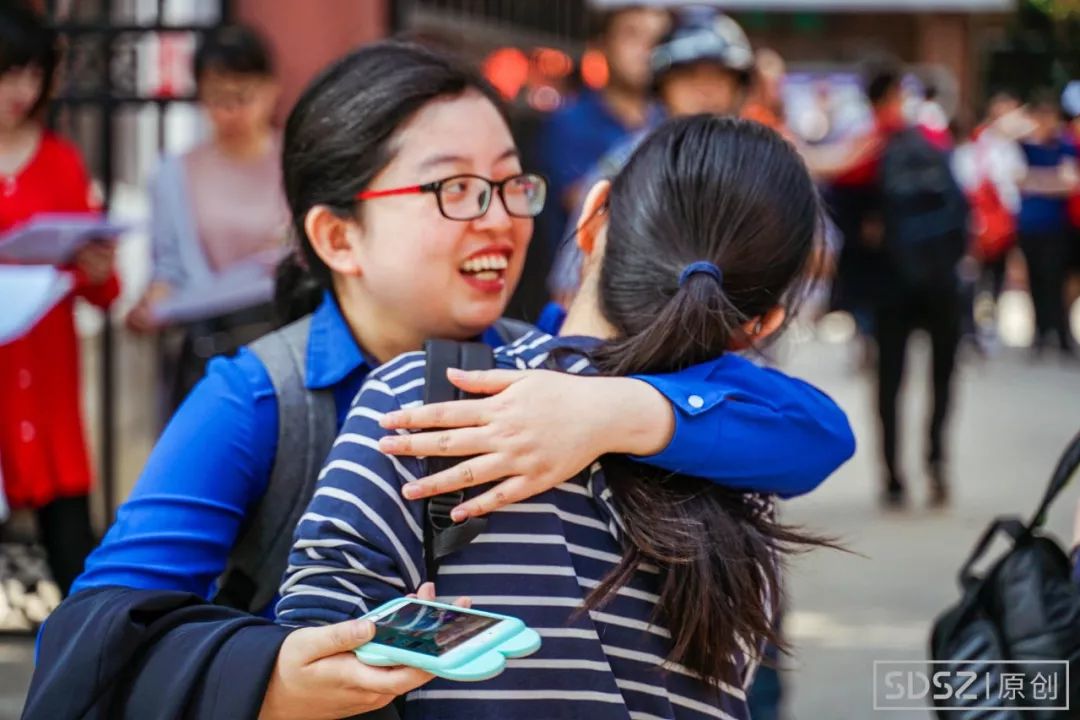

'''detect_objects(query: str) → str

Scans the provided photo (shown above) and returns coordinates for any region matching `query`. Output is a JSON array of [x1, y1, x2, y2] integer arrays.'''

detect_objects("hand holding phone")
[[355, 597, 541, 682]]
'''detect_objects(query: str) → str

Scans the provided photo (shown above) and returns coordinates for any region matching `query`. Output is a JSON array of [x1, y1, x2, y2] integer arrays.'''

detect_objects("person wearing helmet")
[[543, 8, 755, 321], [650, 6, 753, 117]]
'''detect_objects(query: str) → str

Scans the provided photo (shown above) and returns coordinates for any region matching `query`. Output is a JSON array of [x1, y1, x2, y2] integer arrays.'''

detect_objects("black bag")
[[930, 430, 1080, 719], [880, 128, 969, 289]]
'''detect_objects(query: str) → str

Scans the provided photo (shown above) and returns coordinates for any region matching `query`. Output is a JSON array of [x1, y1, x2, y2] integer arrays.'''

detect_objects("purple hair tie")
[[679, 261, 723, 288]]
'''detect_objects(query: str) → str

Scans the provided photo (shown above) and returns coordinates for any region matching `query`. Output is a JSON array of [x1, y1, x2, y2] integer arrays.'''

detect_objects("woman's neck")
[[213, 127, 272, 162], [333, 278, 426, 366], [558, 272, 616, 340], [0, 122, 42, 175]]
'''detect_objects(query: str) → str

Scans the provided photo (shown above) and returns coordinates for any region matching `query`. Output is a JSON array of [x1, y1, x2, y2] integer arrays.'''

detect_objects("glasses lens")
[[438, 176, 491, 220], [502, 173, 547, 217]]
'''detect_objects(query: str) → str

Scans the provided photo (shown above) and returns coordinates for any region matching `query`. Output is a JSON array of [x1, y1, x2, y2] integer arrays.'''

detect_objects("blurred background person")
[[917, 83, 952, 150], [822, 62, 906, 360], [1016, 91, 1078, 359], [0, 2, 119, 596], [535, 1, 669, 272], [823, 62, 968, 508], [544, 7, 754, 320], [649, 8, 753, 119], [743, 47, 790, 137], [951, 90, 1026, 350], [125, 24, 287, 412], [1062, 89, 1080, 325]]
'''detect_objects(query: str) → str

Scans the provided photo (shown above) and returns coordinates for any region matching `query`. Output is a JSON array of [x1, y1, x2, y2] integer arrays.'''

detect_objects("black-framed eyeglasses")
[[356, 172, 548, 221]]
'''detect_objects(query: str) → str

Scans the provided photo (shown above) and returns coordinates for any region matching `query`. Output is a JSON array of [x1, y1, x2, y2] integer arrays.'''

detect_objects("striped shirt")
[[277, 331, 770, 720]]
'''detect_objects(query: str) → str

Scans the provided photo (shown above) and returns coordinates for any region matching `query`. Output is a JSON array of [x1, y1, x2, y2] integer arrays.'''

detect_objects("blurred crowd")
[[531, 3, 1078, 510]]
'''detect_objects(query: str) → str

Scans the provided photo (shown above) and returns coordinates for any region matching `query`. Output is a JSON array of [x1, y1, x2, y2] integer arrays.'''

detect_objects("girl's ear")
[[304, 205, 363, 277], [729, 306, 787, 351], [575, 179, 611, 257]]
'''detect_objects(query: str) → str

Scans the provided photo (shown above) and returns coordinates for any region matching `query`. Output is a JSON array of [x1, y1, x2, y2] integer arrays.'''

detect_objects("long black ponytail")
[[584, 116, 835, 687]]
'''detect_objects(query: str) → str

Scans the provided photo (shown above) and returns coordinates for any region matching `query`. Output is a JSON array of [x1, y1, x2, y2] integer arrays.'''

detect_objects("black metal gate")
[[44, 0, 233, 519]]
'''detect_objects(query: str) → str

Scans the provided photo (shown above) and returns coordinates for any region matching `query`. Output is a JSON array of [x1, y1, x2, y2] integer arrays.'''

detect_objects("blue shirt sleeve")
[[276, 373, 424, 627], [71, 348, 277, 598], [630, 354, 856, 498]]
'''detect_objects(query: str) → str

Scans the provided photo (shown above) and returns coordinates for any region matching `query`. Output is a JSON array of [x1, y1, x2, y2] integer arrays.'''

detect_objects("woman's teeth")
[[460, 254, 509, 275]]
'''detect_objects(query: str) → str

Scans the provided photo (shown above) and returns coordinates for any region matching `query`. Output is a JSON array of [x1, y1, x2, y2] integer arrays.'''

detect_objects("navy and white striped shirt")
[[277, 331, 771, 720]]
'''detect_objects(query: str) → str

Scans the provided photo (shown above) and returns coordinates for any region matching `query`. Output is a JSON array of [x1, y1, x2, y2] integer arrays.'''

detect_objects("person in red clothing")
[[1066, 107, 1080, 317], [0, 2, 119, 594]]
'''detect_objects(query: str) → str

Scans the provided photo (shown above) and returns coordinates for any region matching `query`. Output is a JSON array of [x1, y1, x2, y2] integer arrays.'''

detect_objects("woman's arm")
[[380, 353, 855, 520], [276, 369, 425, 627], [71, 349, 276, 597]]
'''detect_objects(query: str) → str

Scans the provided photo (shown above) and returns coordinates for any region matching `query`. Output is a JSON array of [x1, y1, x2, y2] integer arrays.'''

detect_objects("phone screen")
[[371, 601, 500, 657]]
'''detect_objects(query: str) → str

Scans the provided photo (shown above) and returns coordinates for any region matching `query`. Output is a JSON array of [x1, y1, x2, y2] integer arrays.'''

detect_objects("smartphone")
[[354, 597, 541, 681]]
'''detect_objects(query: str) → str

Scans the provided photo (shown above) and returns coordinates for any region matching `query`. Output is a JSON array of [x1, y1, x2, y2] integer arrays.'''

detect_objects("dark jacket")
[[23, 586, 288, 720]]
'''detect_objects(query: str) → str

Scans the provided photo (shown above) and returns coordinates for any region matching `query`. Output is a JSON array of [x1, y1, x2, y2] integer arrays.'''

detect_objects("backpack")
[[968, 177, 1016, 263], [214, 316, 527, 614], [965, 136, 1016, 263], [880, 128, 969, 289], [929, 430, 1080, 719]]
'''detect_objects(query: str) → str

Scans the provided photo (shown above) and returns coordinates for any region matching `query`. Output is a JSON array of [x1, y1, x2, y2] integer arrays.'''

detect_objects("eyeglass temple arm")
[[356, 184, 428, 200]]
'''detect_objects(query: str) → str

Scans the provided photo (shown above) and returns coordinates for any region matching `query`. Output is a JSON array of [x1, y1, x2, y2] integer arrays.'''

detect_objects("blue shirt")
[[537, 92, 662, 250], [73, 293, 854, 614], [277, 332, 765, 720], [1019, 137, 1077, 235], [549, 129, 649, 297]]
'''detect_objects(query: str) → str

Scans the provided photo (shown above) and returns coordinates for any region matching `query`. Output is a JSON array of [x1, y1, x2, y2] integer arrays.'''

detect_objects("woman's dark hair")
[[0, 2, 58, 119], [275, 40, 508, 323], [194, 24, 274, 80], [582, 115, 832, 688]]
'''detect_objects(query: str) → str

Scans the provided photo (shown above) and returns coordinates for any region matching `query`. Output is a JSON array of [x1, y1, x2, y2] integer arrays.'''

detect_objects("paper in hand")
[[0, 265, 74, 345], [151, 259, 278, 325], [0, 213, 130, 264]]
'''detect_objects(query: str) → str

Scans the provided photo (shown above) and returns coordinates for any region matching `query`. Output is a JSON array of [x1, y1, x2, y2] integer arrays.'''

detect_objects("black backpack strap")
[[422, 339, 494, 582], [492, 317, 534, 346], [1029, 430, 1080, 529], [215, 316, 338, 613]]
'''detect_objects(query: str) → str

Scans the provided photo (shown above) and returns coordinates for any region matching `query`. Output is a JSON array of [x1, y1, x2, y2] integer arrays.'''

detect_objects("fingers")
[[380, 427, 489, 459], [414, 583, 470, 608], [294, 618, 376, 661], [401, 455, 506, 500], [380, 399, 488, 431], [450, 476, 530, 521], [445, 368, 527, 395], [350, 664, 435, 696]]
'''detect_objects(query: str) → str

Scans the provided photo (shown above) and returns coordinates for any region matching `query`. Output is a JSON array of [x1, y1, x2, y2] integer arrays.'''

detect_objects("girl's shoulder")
[[360, 350, 429, 407], [493, 330, 602, 374], [494, 329, 556, 368]]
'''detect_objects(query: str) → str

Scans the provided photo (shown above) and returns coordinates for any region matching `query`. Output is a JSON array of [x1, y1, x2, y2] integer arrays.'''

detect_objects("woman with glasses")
[[27, 42, 853, 720], [125, 24, 288, 412]]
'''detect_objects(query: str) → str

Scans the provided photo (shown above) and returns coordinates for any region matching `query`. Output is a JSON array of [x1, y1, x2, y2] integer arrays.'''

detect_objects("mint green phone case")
[[354, 597, 542, 681]]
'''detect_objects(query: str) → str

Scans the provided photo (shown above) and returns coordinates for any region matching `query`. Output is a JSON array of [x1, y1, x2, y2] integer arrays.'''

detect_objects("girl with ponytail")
[[280, 114, 839, 718]]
